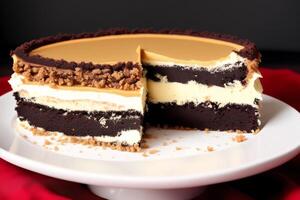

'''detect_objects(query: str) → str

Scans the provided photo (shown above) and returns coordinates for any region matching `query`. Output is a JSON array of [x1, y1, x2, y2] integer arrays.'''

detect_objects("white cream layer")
[[17, 119, 142, 145], [9, 73, 145, 113], [143, 52, 246, 71], [147, 72, 263, 107], [19, 93, 140, 112]]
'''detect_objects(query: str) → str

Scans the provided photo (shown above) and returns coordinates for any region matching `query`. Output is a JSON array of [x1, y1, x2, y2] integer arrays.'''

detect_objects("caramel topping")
[[30, 34, 244, 65]]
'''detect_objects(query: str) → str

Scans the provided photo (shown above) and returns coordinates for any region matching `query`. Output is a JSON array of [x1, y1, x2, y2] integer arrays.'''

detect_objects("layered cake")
[[9, 29, 263, 151]]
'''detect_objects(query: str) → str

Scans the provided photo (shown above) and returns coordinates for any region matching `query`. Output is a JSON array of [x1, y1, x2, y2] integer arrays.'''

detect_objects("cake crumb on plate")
[[44, 139, 51, 145], [207, 146, 214, 152], [232, 135, 247, 143], [148, 149, 159, 154]]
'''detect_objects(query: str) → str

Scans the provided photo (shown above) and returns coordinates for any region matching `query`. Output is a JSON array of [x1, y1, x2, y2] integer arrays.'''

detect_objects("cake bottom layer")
[[146, 102, 259, 132], [14, 93, 143, 145], [16, 119, 141, 152]]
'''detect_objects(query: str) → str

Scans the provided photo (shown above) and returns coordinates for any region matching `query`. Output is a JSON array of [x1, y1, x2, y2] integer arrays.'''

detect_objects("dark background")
[[1, 0, 299, 76]]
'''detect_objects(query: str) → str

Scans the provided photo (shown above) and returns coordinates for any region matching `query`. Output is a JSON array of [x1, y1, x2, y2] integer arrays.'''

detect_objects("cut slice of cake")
[[9, 29, 263, 151], [9, 73, 146, 151], [144, 50, 262, 132], [9, 34, 147, 151]]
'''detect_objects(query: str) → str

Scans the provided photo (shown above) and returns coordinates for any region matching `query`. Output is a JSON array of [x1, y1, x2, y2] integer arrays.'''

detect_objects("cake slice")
[[144, 50, 262, 132], [10, 36, 146, 151], [9, 29, 263, 151]]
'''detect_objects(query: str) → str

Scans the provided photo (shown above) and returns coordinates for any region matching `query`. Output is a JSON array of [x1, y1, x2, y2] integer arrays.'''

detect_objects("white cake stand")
[[0, 92, 299, 200]]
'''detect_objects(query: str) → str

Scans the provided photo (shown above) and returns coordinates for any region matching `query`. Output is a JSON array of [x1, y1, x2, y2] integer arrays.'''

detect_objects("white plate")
[[0, 92, 299, 200]]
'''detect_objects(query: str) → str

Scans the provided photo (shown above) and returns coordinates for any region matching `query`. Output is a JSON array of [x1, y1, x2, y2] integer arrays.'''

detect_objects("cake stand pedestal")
[[89, 185, 206, 200]]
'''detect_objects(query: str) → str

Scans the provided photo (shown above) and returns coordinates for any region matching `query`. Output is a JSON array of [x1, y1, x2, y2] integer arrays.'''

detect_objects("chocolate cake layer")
[[146, 102, 259, 132], [12, 29, 259, 71], [144, 62, 247, 86], [15, 94, 143, 137], [13, 61, 142, 90]]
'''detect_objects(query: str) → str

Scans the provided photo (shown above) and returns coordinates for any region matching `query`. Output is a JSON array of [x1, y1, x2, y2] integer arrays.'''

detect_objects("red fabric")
[[0, 68, 299, 200]]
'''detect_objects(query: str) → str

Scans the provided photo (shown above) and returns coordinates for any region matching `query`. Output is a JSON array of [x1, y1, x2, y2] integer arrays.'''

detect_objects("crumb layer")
[[13, 60, 142, 90]]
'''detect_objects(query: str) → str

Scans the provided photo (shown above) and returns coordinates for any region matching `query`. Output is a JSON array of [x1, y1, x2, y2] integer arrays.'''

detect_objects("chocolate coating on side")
[[144, 62, 248, 86], [12, 28, 260, 70], [146, 102, 259, 132], [15, 93, 143, 137]]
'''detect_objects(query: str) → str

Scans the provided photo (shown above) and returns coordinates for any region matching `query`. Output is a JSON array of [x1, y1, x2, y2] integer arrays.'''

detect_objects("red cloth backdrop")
[[0, 68, 299, 200]]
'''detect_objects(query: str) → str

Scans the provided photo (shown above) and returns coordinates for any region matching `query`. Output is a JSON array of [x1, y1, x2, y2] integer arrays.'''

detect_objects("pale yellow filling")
[[147, 72, 263, 107]]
